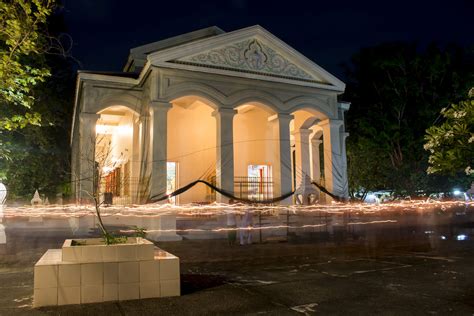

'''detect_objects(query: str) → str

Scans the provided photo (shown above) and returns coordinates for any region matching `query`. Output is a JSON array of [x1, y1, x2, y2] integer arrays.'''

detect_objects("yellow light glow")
[[102, 166, 114, 173], [96, 124, 114, 134], [116, 125, 133, 134]]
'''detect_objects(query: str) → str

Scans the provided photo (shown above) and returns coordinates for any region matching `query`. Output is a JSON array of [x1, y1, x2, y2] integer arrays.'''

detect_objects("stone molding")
[[292, 128, 312, 137], [212, 107, 237, 117], [267, 113, 294, 122], [147, 25, 345, 91], [79, 112, 100, 122], [318, 119, 344, 129], [149, 101, 172, 112], [174, 38, 316, 82]]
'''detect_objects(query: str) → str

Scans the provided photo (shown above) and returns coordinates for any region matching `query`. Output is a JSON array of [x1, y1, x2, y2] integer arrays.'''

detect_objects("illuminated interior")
[[234, 103, 278, 200], [95, 106, 139, 204], [167, 96, 217, 204]]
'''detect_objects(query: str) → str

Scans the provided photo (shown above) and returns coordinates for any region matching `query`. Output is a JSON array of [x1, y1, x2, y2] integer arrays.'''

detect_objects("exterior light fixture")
[[457, 234, 467, 241]]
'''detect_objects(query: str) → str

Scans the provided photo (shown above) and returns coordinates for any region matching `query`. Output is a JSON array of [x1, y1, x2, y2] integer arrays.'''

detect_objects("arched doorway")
[[233, 102, 277, 201], [290, 108, 328, 204], [95, 105, 140, 205], [167, 96, 217, 204]]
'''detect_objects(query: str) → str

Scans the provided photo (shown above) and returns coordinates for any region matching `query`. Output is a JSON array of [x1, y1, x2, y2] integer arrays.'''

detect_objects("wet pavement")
[[1, 233, 474, 315], [1, 204, 474, 315]]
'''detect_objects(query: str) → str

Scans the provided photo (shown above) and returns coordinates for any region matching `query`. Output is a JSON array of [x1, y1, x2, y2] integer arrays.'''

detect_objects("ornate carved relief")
[[173, 39, 318, 82]]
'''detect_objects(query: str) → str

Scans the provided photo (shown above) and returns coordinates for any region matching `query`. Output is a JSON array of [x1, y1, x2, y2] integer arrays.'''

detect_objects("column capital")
[[212, 107, 237, 117], [292, 128, 312, 137], [136, 114, 149, 124], [79, 112, 100, 122], [149, 101, 172, 112], [268, 113, 294, 123], [132, 111, 149, 123], [337, 102, 351, 112], [341, 132, 350, 140], [318, 119, 344, 129], [311, 138, 323, 145]]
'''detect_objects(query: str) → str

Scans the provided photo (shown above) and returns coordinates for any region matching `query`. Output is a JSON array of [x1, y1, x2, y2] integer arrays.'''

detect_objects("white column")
[[71, 128, 80, 201], [147, 101, 182, 241], [319, 119, 344, 200], [149, 101, 172, 201], [311, 138, 322, 183], [293, 128, 312, 186], [78, 112, 99, 203], [213, 107, 236, 203], [131, 115, 139, 182], [340, 132, 350, 199], [134, 114, 150, 203], [310, 137, 322, 201], [293, 128, 317, 204], [272, 113, 293, 204]]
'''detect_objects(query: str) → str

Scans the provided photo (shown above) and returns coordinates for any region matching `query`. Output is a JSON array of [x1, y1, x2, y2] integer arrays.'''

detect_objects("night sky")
[[62, 0, 473, 80]]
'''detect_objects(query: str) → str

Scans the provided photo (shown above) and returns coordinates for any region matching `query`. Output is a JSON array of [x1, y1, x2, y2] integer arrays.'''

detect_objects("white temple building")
[[70, 25, 350, 205]]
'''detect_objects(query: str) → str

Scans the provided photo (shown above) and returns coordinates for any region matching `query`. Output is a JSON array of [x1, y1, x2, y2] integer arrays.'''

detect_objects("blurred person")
[[226, 199, 237, 245], [240, 209, 253, 245]]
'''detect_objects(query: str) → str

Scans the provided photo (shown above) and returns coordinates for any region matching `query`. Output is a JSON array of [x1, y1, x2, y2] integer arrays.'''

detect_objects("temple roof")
[[123, 26, 225, 72], [78, 70, 140, 79]]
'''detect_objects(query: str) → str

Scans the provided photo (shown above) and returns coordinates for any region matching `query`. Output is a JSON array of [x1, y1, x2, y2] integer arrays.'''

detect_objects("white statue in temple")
[[31, 190, 43, 206]]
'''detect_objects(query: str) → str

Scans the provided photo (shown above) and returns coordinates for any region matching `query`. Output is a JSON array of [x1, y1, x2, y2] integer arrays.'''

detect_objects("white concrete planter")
[[33, 237, 180, 307]]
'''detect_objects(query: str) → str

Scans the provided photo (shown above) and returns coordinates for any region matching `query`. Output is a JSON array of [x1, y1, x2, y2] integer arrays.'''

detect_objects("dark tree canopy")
[[0, 3, 75, 201], [344, 42, 474, 198], [0, 0, 56, 131], [425, 90, 474, 178]]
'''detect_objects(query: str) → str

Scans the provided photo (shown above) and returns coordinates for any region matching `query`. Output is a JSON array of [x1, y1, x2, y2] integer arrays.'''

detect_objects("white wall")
[[110, 115, 134, 166], [233, 106, 278, 180]]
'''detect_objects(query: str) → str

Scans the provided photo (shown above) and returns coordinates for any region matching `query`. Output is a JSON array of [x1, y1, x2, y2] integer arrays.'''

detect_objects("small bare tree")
[[78, 133, 130, 244]]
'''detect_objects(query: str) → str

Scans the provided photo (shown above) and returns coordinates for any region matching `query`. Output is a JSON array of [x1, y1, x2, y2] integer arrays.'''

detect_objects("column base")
[[215, 193, 232, 204], [144, 215, 182, 242], [294, 176, 319, 205]]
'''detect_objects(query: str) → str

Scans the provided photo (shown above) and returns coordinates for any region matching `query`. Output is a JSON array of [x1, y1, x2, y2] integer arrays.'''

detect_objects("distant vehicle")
[[361, 191, 392, 204], [428, 191, 470, 202]]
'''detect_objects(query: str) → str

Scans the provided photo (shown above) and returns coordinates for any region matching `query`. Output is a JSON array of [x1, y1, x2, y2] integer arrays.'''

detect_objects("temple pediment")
[[173, 38, 316, 82], [148, 26, 345, 91]]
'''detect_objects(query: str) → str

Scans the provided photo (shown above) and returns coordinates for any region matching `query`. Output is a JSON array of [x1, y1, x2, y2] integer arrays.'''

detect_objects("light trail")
[[0, 200, 470, 235], [347, 220, 398, 226], [0, 200, 471, 218], [120, 223, 328, 234]]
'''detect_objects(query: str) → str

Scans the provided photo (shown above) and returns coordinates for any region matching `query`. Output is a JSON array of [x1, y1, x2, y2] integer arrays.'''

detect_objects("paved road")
[[1, 234, 474, 315]]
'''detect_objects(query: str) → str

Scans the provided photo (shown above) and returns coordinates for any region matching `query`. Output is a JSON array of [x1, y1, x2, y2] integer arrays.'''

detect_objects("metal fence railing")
[[234, 176, 274, 202], [98, 176, 275, 205], [100, 177, 144, 206]]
